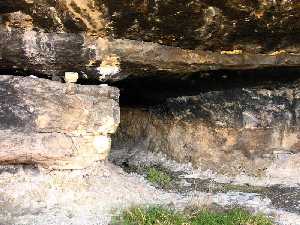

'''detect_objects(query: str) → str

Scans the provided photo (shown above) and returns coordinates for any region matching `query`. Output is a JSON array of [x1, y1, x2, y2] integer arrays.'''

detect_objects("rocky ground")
[[0, 148, 298, 225]]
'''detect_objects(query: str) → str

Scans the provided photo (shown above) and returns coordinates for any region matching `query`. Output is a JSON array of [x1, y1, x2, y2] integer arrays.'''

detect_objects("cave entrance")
[[110, 66, 300, 177], [113, 67, 300, 107]]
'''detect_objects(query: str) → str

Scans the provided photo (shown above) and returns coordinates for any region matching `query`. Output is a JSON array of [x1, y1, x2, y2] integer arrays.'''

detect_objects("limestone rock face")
[[1, 0, 300, 52], [1, 1, 300, 80], [113, 80, 300, 176], [0, 75, 120, 169]]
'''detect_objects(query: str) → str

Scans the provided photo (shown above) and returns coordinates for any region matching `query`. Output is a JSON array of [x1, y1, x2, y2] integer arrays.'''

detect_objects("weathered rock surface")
[[1, 1, 300, 80], [2, 29, 300, 81], [0, 75, 120, 168], [1, 0, 300, 52], [113, 79, 300, 176]]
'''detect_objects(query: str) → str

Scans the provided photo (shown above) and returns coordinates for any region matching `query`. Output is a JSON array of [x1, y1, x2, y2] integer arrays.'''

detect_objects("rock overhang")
[[0, 0, 300, 82]]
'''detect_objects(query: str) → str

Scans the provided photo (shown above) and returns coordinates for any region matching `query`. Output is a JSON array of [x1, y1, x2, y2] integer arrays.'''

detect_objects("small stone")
[[64, 72, 79, 83]]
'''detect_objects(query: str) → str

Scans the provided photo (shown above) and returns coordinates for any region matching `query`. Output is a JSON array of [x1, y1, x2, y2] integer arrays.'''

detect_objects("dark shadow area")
[[1, 66, 300, 108], [0, 77, 34, 130], [0, 164, 39, 175], [102, 0, 300, 52], [114, 67, 300, 107], [0, 68, 52, 79]]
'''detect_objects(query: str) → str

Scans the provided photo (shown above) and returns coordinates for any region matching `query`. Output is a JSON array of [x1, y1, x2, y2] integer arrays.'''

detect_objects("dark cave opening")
[[0, 68, 53, 79], [1, 66, 300, 108], [114, 67, 300, 107]]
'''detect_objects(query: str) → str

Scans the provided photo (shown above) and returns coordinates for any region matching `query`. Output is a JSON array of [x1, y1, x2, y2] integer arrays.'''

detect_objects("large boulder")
[[0, 75, 120, 169]]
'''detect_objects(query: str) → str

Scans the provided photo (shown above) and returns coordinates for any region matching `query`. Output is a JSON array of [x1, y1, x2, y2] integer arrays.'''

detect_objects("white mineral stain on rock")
[[93, 135, 111, 155], [22, 31, 56, 64], [97, 55, 120, 81], [22, 30, 38, 61]]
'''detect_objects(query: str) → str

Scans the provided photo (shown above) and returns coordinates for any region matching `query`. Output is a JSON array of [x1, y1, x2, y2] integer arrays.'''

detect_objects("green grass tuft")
[[111, 206, 188, 225], [111, 206, 273, 225], [146, 167, 172, 188], [190, 208, 273, 225]]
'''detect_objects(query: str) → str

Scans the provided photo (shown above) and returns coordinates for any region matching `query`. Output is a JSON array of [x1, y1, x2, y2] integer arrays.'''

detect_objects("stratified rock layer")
[[113, 80, 300, 176], [2, 29, 300, 82], [0, 75, 120, 169], [0, 1, 300, 80], [1, 0, 300, 52]]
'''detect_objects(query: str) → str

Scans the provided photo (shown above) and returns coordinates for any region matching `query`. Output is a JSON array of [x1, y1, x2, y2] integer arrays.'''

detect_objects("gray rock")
[[113, 82, 300, 176], [0, 76, 120, 169]]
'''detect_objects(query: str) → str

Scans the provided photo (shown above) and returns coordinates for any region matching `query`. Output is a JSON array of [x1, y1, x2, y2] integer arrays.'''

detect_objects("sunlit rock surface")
[[0, 76, 120, 169]]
